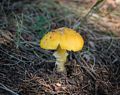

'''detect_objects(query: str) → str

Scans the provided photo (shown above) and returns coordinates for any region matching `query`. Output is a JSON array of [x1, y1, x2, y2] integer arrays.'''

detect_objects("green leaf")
[[32, 16, 50, 38]]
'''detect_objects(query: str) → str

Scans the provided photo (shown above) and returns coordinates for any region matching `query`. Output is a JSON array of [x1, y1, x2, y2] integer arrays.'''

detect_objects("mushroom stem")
[[53, 46, 68, 72]]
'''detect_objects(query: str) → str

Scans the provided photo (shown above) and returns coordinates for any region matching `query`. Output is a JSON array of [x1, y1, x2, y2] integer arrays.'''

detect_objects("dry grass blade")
[[0, 83, 19, 95]]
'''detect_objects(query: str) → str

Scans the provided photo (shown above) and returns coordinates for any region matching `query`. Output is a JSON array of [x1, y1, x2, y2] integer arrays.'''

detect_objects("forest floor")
[[0, 0, 120, 95]]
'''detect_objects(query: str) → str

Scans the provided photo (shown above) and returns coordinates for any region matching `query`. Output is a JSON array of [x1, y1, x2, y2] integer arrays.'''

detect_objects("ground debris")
[[0, 0, 120, 95], [0, 30, 14, 45]]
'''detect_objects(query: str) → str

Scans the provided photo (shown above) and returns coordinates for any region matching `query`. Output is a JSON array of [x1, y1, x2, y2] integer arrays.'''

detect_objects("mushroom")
[[40, 27, 84, 72]]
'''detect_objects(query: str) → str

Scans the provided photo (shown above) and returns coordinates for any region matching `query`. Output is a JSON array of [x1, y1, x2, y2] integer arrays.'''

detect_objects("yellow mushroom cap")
[[40, 27, 84, 52]]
